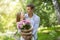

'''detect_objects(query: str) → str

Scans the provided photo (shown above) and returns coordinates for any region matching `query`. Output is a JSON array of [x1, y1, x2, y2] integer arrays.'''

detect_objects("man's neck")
[[28, 13, 33, 18]]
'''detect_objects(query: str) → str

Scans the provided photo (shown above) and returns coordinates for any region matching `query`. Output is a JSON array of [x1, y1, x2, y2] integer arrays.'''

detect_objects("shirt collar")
[[27, 13, 35, 18]]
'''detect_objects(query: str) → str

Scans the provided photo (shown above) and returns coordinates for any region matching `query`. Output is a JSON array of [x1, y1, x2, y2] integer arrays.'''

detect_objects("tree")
[[52, 0, 60, 24]]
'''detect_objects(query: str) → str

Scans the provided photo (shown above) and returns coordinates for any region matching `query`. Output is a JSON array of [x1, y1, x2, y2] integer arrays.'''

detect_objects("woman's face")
[[20, 12, 25, 20]]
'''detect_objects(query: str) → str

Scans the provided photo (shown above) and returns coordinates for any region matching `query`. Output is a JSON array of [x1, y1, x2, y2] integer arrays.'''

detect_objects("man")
[[25, 4, 40, 40]]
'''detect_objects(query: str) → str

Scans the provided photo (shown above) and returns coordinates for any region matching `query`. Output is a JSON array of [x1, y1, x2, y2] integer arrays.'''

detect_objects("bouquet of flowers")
[[17, 20, 33, 40], [17, 20, 33, 32]]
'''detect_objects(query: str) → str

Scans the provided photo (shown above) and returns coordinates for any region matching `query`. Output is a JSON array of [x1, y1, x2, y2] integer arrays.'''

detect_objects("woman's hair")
[[16, 12, 25, 22], [16, 12, 21, 22]]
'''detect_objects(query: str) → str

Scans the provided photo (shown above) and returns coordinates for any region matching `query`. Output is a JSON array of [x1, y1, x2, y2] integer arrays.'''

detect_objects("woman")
[[16, 12, 33, 40]]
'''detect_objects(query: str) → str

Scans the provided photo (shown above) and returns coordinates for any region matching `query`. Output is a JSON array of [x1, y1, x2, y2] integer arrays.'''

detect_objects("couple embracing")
[[16, 4, 40, 40]]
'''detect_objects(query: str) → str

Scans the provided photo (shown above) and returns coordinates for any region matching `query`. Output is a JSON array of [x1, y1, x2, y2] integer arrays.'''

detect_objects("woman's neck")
[[20, 18, 25, 21], [20, 18, 23, 21]]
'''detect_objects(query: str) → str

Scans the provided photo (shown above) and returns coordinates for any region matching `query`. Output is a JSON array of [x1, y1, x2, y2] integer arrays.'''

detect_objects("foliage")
[[0, 26, 60, 40], [0, 36, 14, 40], [31, 0, 57, 27]]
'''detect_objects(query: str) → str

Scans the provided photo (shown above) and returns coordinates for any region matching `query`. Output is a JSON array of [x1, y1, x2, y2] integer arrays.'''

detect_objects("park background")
[[0, 0, 60, 40]]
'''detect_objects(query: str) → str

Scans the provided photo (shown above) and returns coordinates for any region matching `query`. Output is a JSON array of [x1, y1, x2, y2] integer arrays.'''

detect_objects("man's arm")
[[32, 17, 40, 35]]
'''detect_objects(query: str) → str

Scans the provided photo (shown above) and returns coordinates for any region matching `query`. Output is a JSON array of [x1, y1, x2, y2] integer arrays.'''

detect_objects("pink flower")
[[24, 20, 30, 24], [18, 24, 22, 29], [21, 20, 30, 24], [17, 20, 31, 29], [17, 21, 23, 29]]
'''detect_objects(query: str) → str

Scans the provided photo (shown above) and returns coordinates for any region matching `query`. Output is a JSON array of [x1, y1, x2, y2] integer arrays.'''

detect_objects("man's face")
[[26, 7, 33, 14]]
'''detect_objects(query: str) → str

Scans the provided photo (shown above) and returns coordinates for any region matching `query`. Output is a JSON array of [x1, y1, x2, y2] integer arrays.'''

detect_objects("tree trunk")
[[52, 0, 60, 24]]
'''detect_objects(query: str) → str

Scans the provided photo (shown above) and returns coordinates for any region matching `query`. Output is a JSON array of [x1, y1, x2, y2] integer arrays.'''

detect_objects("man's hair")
[[26, 4, 35, 9]]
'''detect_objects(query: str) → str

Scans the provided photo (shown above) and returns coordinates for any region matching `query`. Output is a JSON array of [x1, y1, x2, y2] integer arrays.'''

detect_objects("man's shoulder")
[[34, 14, 40, 19], [34, 14, 40, 23], [25, 13, 40, 19]]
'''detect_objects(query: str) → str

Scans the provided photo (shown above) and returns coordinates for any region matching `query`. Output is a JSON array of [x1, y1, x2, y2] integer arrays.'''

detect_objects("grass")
[[38, 26, 60, 40], [38, 32, 56, 40], [0, 36, 14, 40]]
